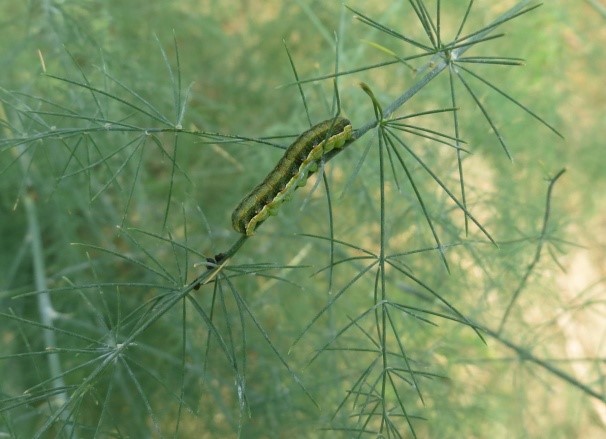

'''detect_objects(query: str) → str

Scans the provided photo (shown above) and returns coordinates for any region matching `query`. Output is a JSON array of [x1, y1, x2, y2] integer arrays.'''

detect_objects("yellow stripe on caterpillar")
[[231, 116, 353, 235]]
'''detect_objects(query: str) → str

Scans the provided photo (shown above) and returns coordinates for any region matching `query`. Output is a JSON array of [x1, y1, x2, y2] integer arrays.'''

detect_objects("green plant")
[[1, 1, 604, 438]]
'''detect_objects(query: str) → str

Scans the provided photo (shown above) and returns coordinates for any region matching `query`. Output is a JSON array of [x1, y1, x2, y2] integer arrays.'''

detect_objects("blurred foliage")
[[0, 0, 604, 438]]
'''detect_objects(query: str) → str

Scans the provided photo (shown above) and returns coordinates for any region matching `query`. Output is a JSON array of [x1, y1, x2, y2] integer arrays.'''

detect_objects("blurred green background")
[[1, 0, 604, 437]]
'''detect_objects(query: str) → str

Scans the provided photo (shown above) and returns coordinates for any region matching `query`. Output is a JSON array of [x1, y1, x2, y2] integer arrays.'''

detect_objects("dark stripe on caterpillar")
[[231, 116, 353, 235]]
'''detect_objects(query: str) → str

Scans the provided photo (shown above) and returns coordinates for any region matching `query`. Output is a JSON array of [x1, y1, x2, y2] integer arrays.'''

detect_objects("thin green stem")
[[353, 0, 536, 140], [24, 194, 71, 413], [498, 169, 566, 333], [379, 127, 390, 435], [482, 325, 605, 404]]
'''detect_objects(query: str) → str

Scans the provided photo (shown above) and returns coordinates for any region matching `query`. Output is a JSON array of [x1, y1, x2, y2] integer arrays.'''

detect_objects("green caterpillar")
[[231, 116, 353, 235]]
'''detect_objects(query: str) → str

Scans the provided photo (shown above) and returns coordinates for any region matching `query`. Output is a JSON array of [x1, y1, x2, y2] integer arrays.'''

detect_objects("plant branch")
[[498, 168, 566, 333]]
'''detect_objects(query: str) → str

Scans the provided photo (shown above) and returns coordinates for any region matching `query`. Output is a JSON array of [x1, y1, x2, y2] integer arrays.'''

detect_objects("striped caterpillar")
[[231, 116, 353, 235]]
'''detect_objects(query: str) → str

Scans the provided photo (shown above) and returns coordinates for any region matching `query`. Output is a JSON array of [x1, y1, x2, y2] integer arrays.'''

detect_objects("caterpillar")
[[231, 116, 353, 235]]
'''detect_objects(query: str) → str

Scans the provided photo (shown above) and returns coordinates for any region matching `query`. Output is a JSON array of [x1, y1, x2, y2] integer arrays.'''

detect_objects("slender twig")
[[498, 169, 566, 334], [352, 0, 536, 139], [1, 94, 76, 436], [586, 0, 606, 18], [24, 193, 76, 437], [481, 324, 605, 404]]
